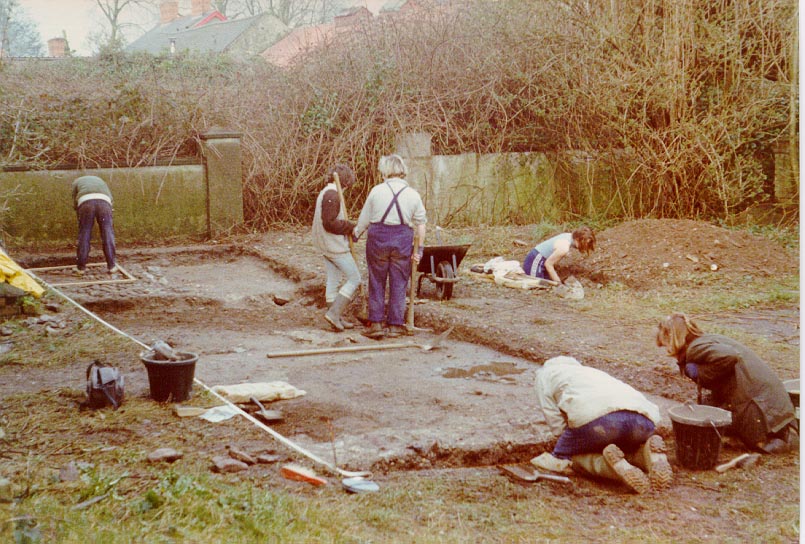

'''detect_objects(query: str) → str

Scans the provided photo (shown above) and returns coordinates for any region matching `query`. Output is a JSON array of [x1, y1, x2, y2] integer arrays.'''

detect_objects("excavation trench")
[[28, 241, 795, 475], [24, 245, 643, 474]]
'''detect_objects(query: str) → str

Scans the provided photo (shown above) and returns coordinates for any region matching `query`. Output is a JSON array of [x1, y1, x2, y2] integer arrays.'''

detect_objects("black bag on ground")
[[85, 360, 125, 409]]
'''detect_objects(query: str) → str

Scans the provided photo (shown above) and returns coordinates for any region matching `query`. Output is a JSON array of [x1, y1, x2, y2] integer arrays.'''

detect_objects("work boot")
[[602, 444, 650, 494], [632, 435, 673, 491], [386, 325, 406, 338], [531, 452, 573, 475], [324, 294, 350, 332], [362, 322, 385, 339], [73, 267, 85, 277]]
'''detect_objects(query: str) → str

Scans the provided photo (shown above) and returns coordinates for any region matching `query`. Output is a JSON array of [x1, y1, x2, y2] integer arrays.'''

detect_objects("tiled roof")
[[127, 12, 255, 55], [261, 22, 336, 67]]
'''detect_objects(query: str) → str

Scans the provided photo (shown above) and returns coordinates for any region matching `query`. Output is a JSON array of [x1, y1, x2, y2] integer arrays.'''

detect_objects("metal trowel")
[[250, 397, 284, 423]]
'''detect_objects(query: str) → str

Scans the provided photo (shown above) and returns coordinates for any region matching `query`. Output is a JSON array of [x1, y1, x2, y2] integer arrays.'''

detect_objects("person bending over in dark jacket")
[[656, 313, 797, 453], [71, 175, 118, 276]]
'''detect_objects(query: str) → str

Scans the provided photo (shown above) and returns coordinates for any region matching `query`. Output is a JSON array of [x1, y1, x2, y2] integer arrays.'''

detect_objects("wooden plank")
[[28, 262, 137, 287]]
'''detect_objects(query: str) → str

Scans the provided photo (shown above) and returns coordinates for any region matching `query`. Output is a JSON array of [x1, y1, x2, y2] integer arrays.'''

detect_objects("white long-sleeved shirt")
[[354, 178, 427, 238], [536, 356, 661, 437]]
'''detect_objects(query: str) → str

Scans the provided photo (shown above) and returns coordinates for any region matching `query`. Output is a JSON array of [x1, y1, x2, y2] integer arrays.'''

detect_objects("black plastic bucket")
[[141, 351, 198, 402], [784, 379, 800, 421], [668, 404, 732, 470], [784, 379, 799, 408]]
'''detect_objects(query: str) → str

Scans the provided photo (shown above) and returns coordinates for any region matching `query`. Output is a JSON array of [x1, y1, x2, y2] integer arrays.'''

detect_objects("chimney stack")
[[191, 0, 212, 16], [160, 1, 179, 23], [47, 37, 67, 57]]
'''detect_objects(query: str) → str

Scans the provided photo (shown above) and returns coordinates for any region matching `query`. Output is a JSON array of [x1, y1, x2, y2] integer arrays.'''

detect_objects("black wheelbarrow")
[[415, 243, 471, 300]]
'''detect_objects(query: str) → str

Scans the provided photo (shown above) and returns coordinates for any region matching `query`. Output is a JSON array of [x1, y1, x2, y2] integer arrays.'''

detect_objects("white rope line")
[[24, 269, 371, 478]]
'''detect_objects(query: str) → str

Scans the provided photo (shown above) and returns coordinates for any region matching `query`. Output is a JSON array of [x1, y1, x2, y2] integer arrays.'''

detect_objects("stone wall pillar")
[[200, 129, 244, 236], [772, 137, 799, 204], [395, 132, 432, 158]]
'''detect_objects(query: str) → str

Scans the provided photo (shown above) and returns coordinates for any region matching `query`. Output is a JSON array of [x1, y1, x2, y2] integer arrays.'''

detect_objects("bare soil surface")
[[4, 218, 800, 541]]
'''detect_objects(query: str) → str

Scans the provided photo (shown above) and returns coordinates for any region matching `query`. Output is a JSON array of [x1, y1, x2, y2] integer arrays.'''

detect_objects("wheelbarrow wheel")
[[436, 261, 455, 300]]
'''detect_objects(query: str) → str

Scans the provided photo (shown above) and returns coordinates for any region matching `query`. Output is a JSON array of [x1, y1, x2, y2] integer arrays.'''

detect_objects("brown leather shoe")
[[361, 322, 385, 339]]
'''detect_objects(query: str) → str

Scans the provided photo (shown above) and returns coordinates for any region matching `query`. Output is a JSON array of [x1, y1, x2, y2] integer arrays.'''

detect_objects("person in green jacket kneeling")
[[656, 313, 797, 453]]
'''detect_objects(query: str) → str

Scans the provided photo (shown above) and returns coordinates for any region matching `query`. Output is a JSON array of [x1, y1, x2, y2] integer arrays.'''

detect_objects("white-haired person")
[[656, 313, 797, 453], [353, 155, 426, 339], [311, 164, 361, 331], [533, 356, 672, 494]]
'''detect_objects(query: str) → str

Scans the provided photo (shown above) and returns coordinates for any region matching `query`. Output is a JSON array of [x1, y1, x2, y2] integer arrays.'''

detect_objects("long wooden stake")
[[332, 171, 356, 261], [406, 246, 417, 331], [332, 171, 367, 322]]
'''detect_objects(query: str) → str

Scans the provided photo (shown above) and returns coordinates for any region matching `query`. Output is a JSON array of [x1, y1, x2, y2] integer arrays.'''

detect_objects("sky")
[[19, 0, 397, 56], [20, 0, 101, 56], [19, 0, 156, 56]]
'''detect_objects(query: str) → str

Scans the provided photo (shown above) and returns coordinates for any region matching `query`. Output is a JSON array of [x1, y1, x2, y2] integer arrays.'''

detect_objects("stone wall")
[[406, 153, 562, 227], [400, 136, 798, 226], [0, 132, 244, 245]]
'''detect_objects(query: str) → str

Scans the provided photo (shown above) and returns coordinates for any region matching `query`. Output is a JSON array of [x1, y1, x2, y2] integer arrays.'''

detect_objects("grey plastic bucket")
[[141, 351, 198, 402], [668, 404, 732, 470]]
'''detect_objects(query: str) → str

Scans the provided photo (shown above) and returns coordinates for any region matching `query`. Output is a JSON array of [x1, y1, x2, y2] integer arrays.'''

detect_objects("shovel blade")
[[256, 409, 284, 423], [426, 326, 454, 350], [499, 464, 537, 482], [499, 464, 572, 485]]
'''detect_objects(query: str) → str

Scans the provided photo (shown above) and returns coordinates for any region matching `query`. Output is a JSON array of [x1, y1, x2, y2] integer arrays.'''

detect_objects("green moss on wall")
[[0, 166, 206, 243], [408, 153, 560, 227]]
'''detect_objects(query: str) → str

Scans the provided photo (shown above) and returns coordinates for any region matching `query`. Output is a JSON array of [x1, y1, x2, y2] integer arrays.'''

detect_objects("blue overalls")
[[366, 183, 414, 326]]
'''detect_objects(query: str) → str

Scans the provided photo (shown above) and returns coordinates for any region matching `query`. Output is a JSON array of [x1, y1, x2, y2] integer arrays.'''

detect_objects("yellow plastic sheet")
[[0, 249, 44, 298]]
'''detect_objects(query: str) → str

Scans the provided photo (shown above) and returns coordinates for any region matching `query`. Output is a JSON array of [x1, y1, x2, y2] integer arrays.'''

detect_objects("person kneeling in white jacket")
[[533, 356, 672, 494]]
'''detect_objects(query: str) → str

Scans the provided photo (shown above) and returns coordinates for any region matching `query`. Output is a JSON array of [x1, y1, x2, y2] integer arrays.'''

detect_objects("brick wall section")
[[191, 0, 212, 16], [160, 1, 179, 23], [47, 38, 67, 57]]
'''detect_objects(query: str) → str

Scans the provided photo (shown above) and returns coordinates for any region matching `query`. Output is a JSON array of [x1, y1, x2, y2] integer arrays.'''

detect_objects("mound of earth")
[[563, 218, 798, 289]]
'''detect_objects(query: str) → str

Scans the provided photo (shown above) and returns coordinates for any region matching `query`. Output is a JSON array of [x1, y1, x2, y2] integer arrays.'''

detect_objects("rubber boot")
[[324, 294, 349, 332], [340, 313, 355, 330], [531, 452, 573, 475], [628, 435, 673, 491], [572, 447, 650, 494]]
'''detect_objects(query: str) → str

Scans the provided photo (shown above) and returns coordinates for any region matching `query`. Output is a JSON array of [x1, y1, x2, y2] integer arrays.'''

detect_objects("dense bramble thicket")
[[0, 0, 797, 227]]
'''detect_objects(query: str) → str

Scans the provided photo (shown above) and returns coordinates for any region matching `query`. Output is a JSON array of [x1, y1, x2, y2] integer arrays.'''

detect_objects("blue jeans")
[[553, 410, 656, 459], [366, 223, 413, 326], [523, 249, 547, 278], [77, 199, 116, 270], [323, 252, 361, 302]]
